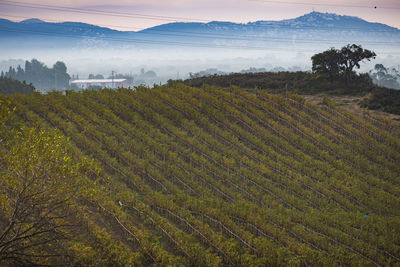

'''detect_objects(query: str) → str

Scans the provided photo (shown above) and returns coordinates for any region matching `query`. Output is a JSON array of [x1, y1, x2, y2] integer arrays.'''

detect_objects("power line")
[[0, 26, 398, 49], [1, 14, 399, 46], [249, 0, 400, 10], [1, 27, 399, 55], [1, 0, 399, 33], [3, 12, 397, 34], [0, 27, 309, 50], [0, 1, 209, 23]]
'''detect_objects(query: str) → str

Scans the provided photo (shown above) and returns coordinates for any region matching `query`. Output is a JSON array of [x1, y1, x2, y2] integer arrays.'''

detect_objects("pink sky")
[[1, 0, 400, 30]]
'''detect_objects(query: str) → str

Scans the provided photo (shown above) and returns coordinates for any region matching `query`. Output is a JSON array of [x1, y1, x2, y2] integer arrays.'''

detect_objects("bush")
[[0, 77, 35, 95]]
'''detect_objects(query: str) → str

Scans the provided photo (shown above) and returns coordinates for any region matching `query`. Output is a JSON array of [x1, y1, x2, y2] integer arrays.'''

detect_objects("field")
[[1, 84, 400, 266]]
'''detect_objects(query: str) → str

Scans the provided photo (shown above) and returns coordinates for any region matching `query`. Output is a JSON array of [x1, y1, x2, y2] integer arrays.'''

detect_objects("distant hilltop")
[[0, 11, 399, 51]]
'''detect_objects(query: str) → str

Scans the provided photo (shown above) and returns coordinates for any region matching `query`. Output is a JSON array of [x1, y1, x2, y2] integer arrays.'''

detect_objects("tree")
[[7, 67, 16, 79], [311, 48, 342, 80], [16, 65, 24, 81], [369, 64, 400, 89], [311, 44, 376, 82], [53, 61, 71, 89], [0, 77, 35, 95], [339, 44, 376, 81], [0, 127, 82, 265], [374, 64, 387, 74]]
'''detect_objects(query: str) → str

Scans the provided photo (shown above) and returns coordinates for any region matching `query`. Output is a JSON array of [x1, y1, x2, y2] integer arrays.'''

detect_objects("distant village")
[[0, 59, 161, 92], [2, 59, 400, 92], [69, 69, 159, 90]]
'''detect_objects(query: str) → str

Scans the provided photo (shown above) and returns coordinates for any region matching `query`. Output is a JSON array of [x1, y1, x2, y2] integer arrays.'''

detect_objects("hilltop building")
[[70, 79, 128, 89]]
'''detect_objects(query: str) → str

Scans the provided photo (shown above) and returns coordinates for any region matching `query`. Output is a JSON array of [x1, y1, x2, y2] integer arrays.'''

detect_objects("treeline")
[[0, 77, 35, 94], [1, 59, 70, 91], [182, 71, 375, 94], [1, 85, 400, 265]]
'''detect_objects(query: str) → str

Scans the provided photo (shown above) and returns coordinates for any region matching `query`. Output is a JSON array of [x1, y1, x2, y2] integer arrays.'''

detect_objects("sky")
[[0, 0, 400, 30]]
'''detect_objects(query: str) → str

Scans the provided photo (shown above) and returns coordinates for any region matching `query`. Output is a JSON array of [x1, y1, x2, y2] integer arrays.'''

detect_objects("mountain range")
[[1, 11, 399, 52]]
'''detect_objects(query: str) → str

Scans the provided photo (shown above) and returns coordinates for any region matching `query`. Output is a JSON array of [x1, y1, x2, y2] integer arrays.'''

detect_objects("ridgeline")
[[1, 84, 400, 266]]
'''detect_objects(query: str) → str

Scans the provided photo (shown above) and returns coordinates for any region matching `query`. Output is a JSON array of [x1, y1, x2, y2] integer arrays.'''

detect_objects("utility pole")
[[111, 70, 115, 88]]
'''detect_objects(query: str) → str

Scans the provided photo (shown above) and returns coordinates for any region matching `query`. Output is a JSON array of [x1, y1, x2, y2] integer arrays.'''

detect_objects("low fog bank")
[[0, 47, 313, 78], [1, 46, 399, 88]]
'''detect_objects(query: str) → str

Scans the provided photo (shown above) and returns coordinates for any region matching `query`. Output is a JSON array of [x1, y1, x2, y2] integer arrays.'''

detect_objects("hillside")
[[143, 11, 400, 45], [1, 85, 400, 265], [182, 72, 400, 116]]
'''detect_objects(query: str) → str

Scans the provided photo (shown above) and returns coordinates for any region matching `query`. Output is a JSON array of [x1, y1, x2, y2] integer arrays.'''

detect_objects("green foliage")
[[312, 44, 376, 82], [0, 127, 81, 265], [311, 48, 342, 80], [361, 88, 400, 115], [0, 109, 143, 266], [0, 77, 35, 95], [183, 71, 375, 95], [339, 44, 376, 80]]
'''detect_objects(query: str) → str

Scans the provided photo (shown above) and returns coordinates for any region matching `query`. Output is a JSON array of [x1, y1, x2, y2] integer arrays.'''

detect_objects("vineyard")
[[1, 84, 400, 266]]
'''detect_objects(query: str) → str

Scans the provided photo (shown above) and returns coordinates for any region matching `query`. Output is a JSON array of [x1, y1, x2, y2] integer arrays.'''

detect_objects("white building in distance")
[[70, 79, 128, 89]]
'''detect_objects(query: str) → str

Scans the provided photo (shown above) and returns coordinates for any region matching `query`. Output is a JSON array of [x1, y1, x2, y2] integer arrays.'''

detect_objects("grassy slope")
[[303, 95, 400, 127], [182, 72, 400, 116], [1, 84, 400, 266]]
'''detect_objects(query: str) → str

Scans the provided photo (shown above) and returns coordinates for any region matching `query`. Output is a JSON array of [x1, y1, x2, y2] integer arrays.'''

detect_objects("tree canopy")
[[2, 59, 70, 91], [312, 44, 376, 81]]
